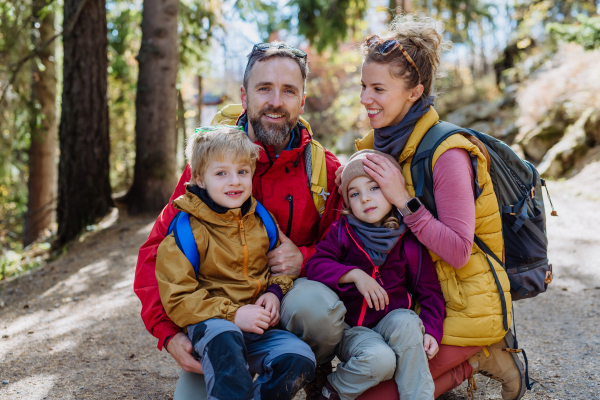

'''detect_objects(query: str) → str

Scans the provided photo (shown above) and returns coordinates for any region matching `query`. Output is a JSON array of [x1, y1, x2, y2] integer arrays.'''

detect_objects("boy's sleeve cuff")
[[265, 284, 284, 302]]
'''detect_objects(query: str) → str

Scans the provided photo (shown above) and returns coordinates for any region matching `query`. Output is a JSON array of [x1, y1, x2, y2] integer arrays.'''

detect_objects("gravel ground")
[[1, 162, 599, 400]]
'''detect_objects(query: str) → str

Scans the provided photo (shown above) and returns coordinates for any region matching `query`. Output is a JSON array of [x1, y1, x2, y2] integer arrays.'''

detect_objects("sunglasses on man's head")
[[365, 35, 421, 83], [250, 43, 307, 60]]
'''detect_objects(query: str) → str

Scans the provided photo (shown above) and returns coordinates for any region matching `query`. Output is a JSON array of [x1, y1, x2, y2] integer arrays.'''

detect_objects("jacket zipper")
[[236, 216, 261, 301], [285, 194, 293, 238]]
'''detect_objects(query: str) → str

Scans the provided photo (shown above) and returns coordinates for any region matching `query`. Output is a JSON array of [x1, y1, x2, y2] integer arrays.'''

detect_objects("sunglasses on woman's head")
[[365, 35, 421, 83], [250, 43, 307, 60]]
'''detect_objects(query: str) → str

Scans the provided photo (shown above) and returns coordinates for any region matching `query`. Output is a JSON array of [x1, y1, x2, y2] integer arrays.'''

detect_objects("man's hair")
[[185, 126, 262, 185], [243, 41, 309, 91]]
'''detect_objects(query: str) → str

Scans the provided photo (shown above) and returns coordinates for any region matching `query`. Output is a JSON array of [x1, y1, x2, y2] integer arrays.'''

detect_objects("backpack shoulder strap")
[[254, 200, 279, 251], [167, 211, 201, 276], [410, 121, 465, 219], [210, 104, 244, 126], [306, 139, 330, 217]]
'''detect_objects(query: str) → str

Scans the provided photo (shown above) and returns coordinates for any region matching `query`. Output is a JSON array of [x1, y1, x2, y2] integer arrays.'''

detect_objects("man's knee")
[[281, 279, 346, 333], [260, 354, 315, 399]]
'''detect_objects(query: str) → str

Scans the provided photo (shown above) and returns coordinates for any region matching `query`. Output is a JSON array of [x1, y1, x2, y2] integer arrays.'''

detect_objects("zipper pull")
[[374, 266, 384, 287], [540, 179, 558, 217]]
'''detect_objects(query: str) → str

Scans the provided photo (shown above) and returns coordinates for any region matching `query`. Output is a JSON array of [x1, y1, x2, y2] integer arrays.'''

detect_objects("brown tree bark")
[[196, 75, 203, 126], [24, 5, 58, 246], [127, 0, 179, 214], [56, 0, 112, 245]]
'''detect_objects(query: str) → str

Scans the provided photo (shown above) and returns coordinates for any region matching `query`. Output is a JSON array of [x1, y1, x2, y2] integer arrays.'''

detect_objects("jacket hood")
[[173, 190, 257, 227]]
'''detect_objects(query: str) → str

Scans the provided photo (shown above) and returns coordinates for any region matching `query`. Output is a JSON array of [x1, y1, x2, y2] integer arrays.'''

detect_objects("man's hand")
[[166, 332, 204, 374], [363, 154, 412, 208], [255, 292, 281, 326], [335, 165, 345, 194], [234, 304, 271, 334], [267, 227, 303, 276], [423, 333, 439, 360]]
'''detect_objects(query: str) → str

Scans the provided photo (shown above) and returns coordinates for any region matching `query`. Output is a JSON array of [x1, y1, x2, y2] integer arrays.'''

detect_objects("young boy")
[[156, 126, 316, 400]]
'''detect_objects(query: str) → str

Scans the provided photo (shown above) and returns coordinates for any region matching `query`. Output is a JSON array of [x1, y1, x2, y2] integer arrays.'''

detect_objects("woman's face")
[[360, 61, 422, 129]]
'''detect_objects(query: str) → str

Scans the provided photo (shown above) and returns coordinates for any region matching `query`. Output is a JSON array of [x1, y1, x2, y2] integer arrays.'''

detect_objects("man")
[[133, 42, 346, 399]]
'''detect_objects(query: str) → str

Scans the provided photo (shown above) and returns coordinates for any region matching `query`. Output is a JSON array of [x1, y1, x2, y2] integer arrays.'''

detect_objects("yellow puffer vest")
[[356, 107, 511, 347]]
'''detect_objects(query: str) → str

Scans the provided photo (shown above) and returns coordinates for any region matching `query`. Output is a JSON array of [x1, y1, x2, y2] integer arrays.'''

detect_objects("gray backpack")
[[410, 121, 555, 307]]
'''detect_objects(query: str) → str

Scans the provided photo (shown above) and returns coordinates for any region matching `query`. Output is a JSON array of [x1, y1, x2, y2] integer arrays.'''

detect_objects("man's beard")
[[247, 106, 295, 147]]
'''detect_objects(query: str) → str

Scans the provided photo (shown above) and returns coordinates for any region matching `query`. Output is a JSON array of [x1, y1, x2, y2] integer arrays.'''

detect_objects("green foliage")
[[179, 0, 222, 73], [547, 15, 600, 50], [291, 0, 368, 52], [0, 0, 57, 262]]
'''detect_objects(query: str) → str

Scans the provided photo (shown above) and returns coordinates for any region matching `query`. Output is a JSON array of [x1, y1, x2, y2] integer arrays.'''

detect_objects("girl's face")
[[347, 176, 393, 226], [360, 61, 423, 129]]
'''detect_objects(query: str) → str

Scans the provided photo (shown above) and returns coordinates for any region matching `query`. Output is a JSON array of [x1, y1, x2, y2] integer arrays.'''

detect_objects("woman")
[[336, 15, 526, 400]]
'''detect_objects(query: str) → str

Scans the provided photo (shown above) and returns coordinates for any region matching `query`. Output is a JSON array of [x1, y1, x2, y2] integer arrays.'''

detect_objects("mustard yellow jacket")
[[356, 107, 511, 346], [156, 190, 294, 328]]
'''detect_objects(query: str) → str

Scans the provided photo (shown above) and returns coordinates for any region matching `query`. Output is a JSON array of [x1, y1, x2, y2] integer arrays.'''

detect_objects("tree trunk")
[[57, 0, 112, 245], [177, 89, 184, 167], [24, 6, 58, 246], [196, 74, 202, 126], [127, 0, 179, 214]]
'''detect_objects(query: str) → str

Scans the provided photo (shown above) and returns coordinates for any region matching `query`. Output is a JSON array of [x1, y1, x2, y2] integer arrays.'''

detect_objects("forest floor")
[[1, 162, 599, 400]]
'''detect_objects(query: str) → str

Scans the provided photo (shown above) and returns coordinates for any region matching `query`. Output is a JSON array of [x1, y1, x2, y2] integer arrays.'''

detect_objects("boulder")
[[537, 109, 594, 178], [584, 109, 600, 145], [515, 120, 566, 162], [446, 100, 501, 127], [470, 121, 495, 135]]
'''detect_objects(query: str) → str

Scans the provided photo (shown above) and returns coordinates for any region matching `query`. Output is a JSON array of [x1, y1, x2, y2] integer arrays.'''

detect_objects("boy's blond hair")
[[185, 126, 262, 185]]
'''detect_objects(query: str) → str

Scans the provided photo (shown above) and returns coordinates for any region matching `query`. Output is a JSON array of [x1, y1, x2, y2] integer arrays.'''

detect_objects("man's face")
[[241, 57, 306, 147]]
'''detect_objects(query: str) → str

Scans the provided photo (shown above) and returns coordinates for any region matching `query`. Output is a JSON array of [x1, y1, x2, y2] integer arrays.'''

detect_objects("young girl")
[[306, 149, 446, 400]]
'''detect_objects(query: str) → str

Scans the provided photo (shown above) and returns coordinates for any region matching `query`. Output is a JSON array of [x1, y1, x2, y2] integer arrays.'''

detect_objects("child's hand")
[[423, 333, 439, 359], [255, 292, 280, 327], [350, 269, 389, 311], [234, 304, 271, 334]]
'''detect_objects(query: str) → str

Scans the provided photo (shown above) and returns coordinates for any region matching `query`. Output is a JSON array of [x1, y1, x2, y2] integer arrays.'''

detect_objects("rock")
[[538, 109, 594, 178], [497, 122, 518, 139], [584, 109, 600, 144], [515, 119, 566, 162], [470, 121, 494, 135], [335, 131, 362, 154], [446, 101, 501, 127], [2, 380, 8, 384]]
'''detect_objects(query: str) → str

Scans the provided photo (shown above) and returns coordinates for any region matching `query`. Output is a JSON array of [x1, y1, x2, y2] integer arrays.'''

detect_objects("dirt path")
[[1, 162, 599, 400]]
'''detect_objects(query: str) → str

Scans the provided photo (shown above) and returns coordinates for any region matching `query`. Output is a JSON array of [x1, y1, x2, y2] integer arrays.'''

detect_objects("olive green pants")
[[173, 278, 346, 399]]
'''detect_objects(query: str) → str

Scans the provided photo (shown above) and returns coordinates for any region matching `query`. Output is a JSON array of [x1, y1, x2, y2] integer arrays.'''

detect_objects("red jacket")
[[133, 122, 343, 349]]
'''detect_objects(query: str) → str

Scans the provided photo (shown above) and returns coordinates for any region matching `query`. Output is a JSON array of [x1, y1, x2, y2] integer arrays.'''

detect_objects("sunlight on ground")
[[41, 259, 110, 298], [136, 221, 154, 236], [0, 276, 137, 359], [1, 373, 58, 399]]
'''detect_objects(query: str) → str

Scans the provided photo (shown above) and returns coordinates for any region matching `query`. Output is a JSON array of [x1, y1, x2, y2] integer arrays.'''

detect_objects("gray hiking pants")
[[173, 278, 346, 400], [329, 309, 435, 400]]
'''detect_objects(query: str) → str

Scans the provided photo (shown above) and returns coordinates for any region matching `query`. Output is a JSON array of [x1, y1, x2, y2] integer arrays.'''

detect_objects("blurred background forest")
[[2, 0, 600, 281]]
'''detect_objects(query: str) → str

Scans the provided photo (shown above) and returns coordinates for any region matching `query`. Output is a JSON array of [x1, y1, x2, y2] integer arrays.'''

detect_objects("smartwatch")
[[398, 197, 422, 217]]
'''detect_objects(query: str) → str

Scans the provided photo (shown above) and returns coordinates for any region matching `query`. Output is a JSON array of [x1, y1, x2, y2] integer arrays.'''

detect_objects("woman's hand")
[[340, 269, 389, 311], [363, 154, 412, 208], [255, 292, 281, 326], [335, 165, 345, 195], [166, 332, 204, 374], [423, 333, 439, 359]]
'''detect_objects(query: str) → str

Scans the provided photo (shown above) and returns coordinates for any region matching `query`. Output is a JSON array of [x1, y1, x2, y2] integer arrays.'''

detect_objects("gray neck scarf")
[[373, 96, 435, 160], [346, 213, 407, 266]]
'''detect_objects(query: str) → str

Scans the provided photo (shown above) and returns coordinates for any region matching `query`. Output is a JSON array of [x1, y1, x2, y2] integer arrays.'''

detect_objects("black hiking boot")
[[304, 361, 333, 400]]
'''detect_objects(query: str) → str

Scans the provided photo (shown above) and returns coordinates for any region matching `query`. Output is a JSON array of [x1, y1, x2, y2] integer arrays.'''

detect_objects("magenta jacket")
[[305, 217, 446, 344]]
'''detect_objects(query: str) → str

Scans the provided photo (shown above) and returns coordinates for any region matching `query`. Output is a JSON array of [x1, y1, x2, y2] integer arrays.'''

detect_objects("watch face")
[[407, 198, 421, 213]]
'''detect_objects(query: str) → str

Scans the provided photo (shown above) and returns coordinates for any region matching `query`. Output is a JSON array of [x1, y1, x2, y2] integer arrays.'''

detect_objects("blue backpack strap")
[[254, 200, 278, 251], [167, 211, 201, 276]]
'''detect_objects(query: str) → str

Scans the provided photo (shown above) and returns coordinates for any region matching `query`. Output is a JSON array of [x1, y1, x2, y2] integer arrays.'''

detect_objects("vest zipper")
[[285, 194, 293, 238], [236, 216, 261, 301]]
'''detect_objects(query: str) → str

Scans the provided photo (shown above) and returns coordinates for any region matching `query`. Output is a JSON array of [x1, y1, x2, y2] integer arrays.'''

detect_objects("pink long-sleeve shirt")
[[403, 148, 476, 269]]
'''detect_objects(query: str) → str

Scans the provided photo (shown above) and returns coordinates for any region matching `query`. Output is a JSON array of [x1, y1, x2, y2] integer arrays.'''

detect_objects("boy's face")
[[197, 157, 253, 209], [347, 176, 393, 227]]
